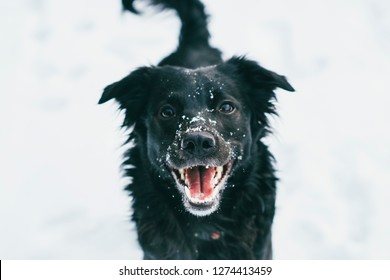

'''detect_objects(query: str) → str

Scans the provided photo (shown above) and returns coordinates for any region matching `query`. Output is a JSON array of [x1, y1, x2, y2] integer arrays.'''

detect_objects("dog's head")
[[99, 56, 294, 216]]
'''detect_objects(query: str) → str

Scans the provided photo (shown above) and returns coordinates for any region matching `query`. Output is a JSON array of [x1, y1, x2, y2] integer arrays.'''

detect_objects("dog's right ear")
[[98, 66, 155, 124], [98, 66, 153, 104]]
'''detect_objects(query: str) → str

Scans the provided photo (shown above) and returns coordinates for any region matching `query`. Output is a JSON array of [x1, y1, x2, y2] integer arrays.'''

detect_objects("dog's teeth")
[[211, 166, 222, 187], [217, 166, 223, 179], [184, 186, 191, 198], [179, 169, 185, 181]]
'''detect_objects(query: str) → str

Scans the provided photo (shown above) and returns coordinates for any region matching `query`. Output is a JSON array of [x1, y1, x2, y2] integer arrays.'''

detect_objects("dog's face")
[[143, 65, 252, 216], [99, 57, 294, 216]]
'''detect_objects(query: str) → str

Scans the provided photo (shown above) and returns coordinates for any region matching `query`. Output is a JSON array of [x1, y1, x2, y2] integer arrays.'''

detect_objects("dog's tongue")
[[186, 166, 215, 199]]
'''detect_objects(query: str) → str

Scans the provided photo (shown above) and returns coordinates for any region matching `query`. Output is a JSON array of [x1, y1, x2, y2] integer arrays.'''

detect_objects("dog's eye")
[[218, 102, 235, 114], [159, 105, 176, 119]]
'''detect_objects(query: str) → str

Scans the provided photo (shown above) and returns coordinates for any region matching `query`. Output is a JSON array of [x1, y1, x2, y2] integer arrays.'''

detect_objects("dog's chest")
[[182, 222, 228, 258], [192, 227, 224, 241]]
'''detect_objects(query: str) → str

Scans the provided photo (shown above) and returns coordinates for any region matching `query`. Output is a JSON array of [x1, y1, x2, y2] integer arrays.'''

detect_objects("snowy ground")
[[1, 0, 389, 259]]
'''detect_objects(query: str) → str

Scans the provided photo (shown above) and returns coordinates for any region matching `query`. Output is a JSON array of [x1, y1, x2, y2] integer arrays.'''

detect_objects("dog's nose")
[[181, 131, 216, 156]]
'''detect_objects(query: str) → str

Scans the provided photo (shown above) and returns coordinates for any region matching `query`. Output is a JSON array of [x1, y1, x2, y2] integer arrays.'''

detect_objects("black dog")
[[99, 0, 294, 259]]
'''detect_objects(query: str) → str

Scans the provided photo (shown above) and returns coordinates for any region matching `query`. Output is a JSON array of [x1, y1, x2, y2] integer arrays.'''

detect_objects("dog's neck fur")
[[123, 134, 276, 259]]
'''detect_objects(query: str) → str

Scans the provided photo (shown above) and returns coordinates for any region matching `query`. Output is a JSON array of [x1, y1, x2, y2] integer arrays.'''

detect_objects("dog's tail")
[[122, 0, 222, 68], [123, 0, 210, 46]]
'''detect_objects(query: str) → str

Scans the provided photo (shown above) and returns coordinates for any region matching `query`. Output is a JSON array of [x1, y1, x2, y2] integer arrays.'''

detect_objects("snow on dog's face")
[[99, 57, 294, 216]]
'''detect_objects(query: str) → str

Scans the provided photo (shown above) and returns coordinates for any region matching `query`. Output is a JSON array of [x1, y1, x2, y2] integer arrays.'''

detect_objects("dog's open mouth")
[[170, 162, 232, 212]]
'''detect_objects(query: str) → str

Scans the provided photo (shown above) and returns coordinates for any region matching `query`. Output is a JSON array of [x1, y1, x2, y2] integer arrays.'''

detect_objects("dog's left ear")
[[218, 56, 294, 138], [219, 56, 294, 92], [98, 67, 155, 125]]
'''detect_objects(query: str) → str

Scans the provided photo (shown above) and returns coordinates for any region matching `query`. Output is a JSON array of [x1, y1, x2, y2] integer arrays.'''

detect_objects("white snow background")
[[1, 0, 389, 259]]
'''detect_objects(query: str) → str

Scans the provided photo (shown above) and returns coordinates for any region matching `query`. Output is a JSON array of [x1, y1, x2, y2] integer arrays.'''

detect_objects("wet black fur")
[[99, 0, 294, 259]]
